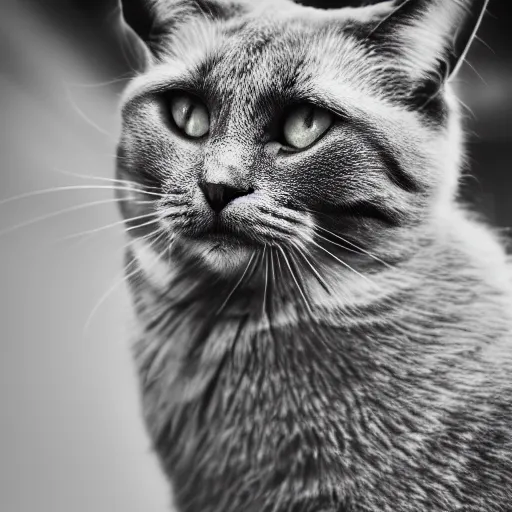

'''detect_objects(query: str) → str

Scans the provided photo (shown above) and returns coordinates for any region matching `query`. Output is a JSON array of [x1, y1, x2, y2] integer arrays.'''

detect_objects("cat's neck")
[[127, 206, 512, 334]]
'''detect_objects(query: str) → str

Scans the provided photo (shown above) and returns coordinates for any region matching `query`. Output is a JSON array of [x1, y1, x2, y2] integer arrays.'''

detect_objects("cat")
[[114, 0, 512, 510]]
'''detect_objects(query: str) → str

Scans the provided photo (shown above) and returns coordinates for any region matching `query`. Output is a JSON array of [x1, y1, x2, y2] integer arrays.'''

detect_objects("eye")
[[169, 93, 210, 138], [282, 104, 333, 150]]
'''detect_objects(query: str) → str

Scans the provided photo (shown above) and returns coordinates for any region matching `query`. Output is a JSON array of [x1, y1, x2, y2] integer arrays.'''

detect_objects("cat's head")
[[116, 0, 488, 282]]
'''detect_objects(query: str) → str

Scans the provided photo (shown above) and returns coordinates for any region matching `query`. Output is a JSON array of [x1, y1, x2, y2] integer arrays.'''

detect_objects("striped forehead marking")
[[198, 21, 311, 123]]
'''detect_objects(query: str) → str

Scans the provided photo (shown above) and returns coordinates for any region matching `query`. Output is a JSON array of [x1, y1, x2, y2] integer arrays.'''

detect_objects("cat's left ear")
[[369, 0, 489, 83]]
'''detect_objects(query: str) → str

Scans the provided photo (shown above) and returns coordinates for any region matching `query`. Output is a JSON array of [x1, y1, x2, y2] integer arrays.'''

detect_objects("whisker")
[[276, 246, 313, 316], [0, 197, 142, 238], [268, 245, 277, 309], [290, 241, 331, 295], [315, 227, 394, 270], [83, 260, 138, 336], [63, 74, 132, 89], [262, 245, 269, 320], [62, 215, 160, 254], [0, 184, 164, 208], [215, 253, 256, 316], [314, 232, 362, 256], [474, 34, 494, 54], [463, 58, 487, 86], [53, 168, 162, 191], [82, 229, 166, 335], [274, 245, 285, 284], [304, 206, 388, 260], [59, 210, 160, 241], [309, 239, 371, 284], [63, 83, 115, 140], [289, 249, 316, 316]]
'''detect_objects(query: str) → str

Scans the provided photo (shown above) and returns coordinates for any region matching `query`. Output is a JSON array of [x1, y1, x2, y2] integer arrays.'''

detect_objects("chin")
[[179, 235, 254, 277]]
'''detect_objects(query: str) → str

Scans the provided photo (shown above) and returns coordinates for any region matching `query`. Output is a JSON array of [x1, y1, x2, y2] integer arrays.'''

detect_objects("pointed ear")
[[369, 0, 489, 84], [119, 0, 159, 45], [118, 0, 248, 60]]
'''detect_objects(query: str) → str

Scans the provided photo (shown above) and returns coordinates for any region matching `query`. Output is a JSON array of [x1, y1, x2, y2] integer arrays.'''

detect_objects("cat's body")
[[115, 0, 512, 510], [128, 207, 512, 512]]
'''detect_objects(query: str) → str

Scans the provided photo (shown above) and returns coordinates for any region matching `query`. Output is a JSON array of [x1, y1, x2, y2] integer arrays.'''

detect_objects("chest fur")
[[132, 308, 512, 512]]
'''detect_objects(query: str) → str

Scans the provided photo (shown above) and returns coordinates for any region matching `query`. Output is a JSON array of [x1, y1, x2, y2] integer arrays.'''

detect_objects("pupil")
[[303, 107, 315, 129], [184, 102, 195, 125]]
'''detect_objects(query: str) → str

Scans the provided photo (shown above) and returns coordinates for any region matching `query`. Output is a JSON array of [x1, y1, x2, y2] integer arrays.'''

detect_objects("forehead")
[[192, 15, 367, 107], [201, 18, 313, 105]]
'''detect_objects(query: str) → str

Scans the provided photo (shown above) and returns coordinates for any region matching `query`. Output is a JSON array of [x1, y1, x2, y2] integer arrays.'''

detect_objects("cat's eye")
[[282, 105, 333, 150], [169, 93, 209, 138]]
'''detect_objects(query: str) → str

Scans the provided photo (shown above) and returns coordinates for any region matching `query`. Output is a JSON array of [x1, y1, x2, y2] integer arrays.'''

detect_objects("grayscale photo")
[[1, 0, 511, 511]]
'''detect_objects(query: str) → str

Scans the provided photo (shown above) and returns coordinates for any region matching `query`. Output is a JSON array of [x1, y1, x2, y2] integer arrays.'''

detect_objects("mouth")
[[175, 233, 253, 277], [184, 216, 260, 248]]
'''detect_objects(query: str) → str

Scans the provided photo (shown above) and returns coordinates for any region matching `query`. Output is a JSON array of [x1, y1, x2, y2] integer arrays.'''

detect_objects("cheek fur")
[[130, 237, 174, 291], [274, 126, 419, 229]]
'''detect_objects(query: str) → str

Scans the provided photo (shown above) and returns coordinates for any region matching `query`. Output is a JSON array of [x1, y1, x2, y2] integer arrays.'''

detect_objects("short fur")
[[115, 0, 512, 510]]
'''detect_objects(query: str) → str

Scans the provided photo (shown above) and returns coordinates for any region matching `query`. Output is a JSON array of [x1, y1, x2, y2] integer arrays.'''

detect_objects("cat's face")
[[117, 0, 487, 279]]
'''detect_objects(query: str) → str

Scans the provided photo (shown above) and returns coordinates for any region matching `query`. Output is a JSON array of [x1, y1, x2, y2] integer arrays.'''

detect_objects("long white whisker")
[[125, 217, 164, 235], [216, 253, 256, 316], [305, 206, 389, 262], [53, 168, 161, 191], [0, 184, 164, 208], [274, 245, 285, 285], [268, 246, 279, 316], [82, 230, 167, 335], [83, 262, 138, 337], [289, 249, 316, 316], [63, 74, 131, 89], [62, 215, 160, 254], [276, 246, 313, 315], [269, 245, 276, 296], [262, 245, 269, 320], [315, 226, 394, 270], [290, 241, 331, 295], [0, 197, 143, 238], [314, 231, 362, 256], [63, 83, 115, 139], [310, 239, 371, 284], [59, 211, 160, 241]]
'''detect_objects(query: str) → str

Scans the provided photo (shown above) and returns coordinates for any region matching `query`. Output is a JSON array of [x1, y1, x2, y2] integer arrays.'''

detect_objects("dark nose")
[[199, 181, 252, 213]]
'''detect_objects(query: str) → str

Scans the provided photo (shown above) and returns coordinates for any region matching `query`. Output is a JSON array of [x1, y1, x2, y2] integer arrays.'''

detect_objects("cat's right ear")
[[118, 0, 164, 65], [118, 0, 249, 67], [120, 0, 156, 44]]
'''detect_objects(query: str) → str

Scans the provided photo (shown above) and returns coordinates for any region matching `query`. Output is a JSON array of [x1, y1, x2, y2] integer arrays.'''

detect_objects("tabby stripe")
[[315, 200, 402, 227], [352, 119, 424, 194]]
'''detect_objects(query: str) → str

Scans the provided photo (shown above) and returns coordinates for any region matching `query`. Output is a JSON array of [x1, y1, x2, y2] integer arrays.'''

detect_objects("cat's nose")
[[199, 181, 252, 214]]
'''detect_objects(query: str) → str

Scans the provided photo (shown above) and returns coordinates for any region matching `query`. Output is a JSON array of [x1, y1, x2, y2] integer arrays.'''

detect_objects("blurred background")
[[0, 1, 510, 511]]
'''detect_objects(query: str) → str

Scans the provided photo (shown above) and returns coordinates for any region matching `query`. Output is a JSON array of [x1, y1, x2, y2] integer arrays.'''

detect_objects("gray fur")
[[115, 0, 512, 510]]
